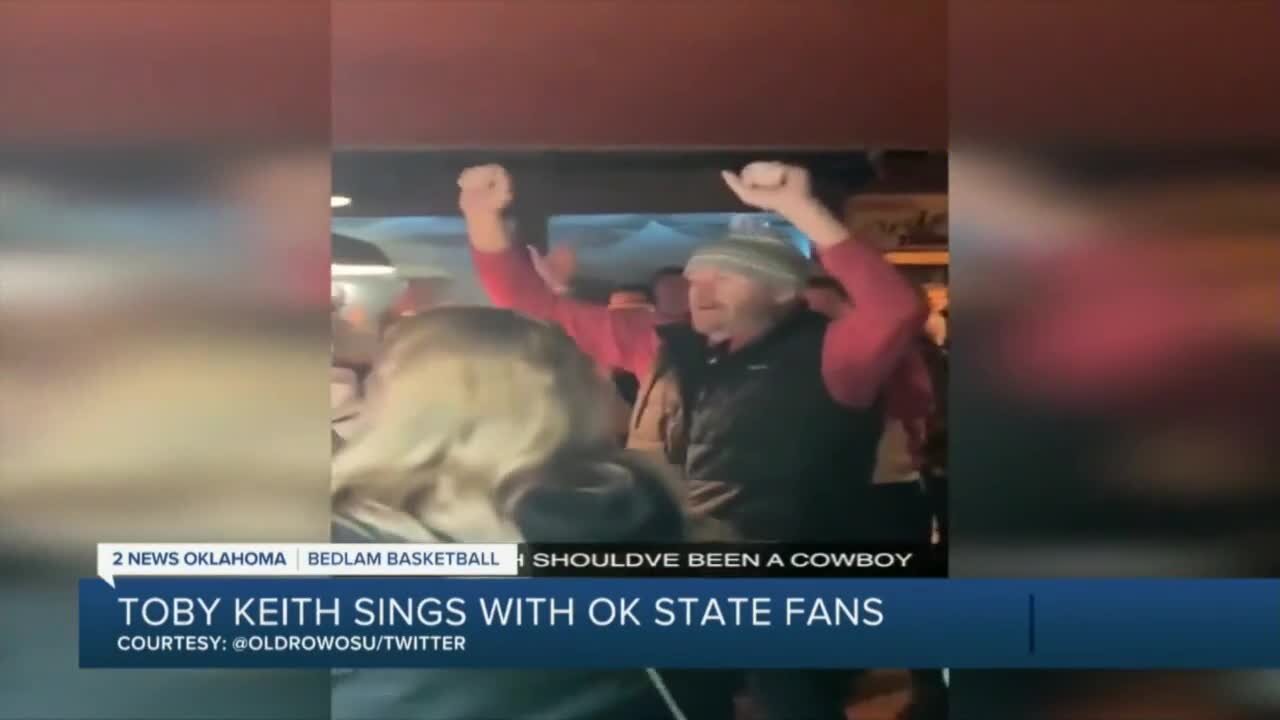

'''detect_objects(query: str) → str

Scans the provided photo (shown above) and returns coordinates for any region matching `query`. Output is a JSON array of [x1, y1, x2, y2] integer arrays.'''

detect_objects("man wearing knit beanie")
[[682, 215, 812, 347], [462, 161, 925, 720]]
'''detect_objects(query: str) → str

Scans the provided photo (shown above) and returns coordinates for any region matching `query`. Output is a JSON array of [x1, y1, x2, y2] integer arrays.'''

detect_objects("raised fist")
[[722, 162, 813, 214], [458, 164, 513, 214]]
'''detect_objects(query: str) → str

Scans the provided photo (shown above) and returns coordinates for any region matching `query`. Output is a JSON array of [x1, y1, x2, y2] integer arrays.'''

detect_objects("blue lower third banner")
[[80, 579, 1280, 668]]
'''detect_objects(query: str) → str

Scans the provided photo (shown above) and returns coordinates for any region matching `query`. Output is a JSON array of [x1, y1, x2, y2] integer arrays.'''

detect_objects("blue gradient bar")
[[79, 579, 1280, 668]]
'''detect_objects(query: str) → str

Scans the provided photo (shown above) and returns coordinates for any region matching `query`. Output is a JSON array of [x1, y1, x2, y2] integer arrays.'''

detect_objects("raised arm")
[[723, 163, 926, 408], [458, 165, 660, 377]]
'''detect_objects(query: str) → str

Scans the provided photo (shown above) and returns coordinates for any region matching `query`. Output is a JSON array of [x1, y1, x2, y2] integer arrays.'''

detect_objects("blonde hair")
[[332, 307, 622, 541]]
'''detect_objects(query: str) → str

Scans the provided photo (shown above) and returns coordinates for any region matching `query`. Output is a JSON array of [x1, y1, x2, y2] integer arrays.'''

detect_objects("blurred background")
[[0, 1, 333, 717], [949, 2, 1280, 717]]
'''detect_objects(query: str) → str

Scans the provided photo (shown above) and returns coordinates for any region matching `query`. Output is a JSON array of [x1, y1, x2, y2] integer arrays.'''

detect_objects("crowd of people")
[[329, 161, 948, 719]]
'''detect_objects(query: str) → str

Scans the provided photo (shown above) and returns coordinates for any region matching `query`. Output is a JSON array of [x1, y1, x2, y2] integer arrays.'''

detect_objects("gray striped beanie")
[[684, 221, 809, 291]]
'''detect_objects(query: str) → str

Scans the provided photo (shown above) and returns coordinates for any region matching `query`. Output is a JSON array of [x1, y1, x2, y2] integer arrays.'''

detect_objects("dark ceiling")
[[331, 150, 948, 217]]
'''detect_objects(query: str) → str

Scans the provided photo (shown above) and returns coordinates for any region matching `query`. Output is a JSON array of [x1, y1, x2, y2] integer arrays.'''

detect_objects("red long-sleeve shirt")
[[472, 236, 926, 411], [884, 345, 936, 471]]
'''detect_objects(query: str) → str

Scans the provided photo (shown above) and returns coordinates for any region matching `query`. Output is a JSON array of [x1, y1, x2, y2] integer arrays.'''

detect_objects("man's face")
[[651, 274, 690, 319], [685, 266, 783, 342]]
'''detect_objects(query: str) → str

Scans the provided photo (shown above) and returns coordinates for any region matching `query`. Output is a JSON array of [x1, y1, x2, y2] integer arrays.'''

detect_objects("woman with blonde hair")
[[331, 306, 722, 720], [333, 306, 686, 544]]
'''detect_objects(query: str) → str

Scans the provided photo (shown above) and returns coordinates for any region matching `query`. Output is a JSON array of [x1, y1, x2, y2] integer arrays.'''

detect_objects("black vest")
[[656, 307, 885, 541]]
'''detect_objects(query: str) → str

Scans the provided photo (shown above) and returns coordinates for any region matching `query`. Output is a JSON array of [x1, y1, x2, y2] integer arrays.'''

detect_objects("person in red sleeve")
[[803, 275, 937, 538], [460, 161, 924, 543]]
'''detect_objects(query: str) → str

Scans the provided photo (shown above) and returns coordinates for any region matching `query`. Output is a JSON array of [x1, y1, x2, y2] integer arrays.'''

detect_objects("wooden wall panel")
[[952, 2, 1280, 145], [7, 2, 1278, 150], [333, 0, 947, 149], [0, 1, 329, 145]]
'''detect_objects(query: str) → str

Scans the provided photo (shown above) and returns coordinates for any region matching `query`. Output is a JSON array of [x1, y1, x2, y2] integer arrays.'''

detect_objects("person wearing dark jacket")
[[459, 162, 925, 720]]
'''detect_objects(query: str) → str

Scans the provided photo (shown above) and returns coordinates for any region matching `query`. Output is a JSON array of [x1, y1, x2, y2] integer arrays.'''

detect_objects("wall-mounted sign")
[[845, 193, 948, 250]]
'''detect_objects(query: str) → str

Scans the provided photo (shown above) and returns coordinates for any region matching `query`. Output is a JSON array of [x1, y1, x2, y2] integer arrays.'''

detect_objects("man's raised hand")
[[459, 164, 515, 252], [721, 162, 814, 215], [458, 164, 513, 215], [725, 162, 850, 250]]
